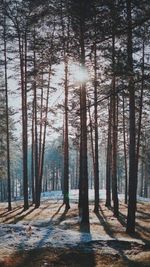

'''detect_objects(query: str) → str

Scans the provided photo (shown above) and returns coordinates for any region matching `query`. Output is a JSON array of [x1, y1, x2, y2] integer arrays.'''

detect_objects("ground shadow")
[[95, 204, 149, 267], [57, 206, 70, 224], [50, 203, 64, 221], [0, 207, 21, 217], [2, 208, 25, 223], [117, 209, 150, 245], [7, 207, 35, 224]]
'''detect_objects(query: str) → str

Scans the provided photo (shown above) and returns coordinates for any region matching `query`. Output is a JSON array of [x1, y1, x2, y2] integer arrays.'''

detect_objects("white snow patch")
[[137, 196, 150, 203]]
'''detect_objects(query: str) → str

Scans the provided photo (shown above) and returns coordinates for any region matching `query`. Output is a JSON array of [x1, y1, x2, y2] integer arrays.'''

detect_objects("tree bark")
[[126, 0, 137, 234], [3, 9, 12, 211], [111, 31, 119, 217], [93, 36, 99, 213], [18, 32, 28, 210], [122, 92, 128, 204], [105, 99, 112, 208]]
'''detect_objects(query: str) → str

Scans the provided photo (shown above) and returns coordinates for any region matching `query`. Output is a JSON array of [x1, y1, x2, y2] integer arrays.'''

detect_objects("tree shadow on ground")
[[0, 247, 100, 267], [57, 206, 69, 224], [34, 205, 69, 248], [4, 207, 35, 224], [136, 209, 150, 219], [79, 222, 96, 266], [116, 209, 150, 245], [95, 204, 149, 267], [0, 207, 21, 217], [2, 208, 25, 223], [50, 203, 64, 221]]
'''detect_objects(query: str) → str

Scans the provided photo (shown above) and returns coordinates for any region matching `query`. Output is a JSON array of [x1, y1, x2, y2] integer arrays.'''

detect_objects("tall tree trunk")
[[126, 0, 137, 234], [140, 147, 144, 197], [63, 56, 70, 209], [136, 40, 145, 187], [80, 82, 89, 224], [24, 31, 28, 209], [18, 32, 28, 210], [79, 88, 83, 213], [111, 32, 119, 217], [31, 101, 35, 204], [60, 0, 70, 209], [93, 36, 99, 213], [122, 92, 128, 204], [33, 30, 40, 209], [3, 10, 11, 211], [79, 22, 89, 224], [88, 101, 95, 190], [38, 67, 52, 205], [105, 99, 112, 208]]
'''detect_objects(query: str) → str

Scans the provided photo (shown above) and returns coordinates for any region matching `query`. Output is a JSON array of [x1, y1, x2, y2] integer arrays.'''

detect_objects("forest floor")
[[0, 192, 150, 267]]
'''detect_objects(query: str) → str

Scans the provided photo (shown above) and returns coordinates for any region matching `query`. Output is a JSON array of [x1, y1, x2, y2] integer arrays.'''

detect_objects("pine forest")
[[0, 0, 150, 266]]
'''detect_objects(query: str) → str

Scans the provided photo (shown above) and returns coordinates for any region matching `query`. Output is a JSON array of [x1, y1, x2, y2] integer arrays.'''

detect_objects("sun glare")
[[53, 62, 89, 86], [70, 63, 89, 84]]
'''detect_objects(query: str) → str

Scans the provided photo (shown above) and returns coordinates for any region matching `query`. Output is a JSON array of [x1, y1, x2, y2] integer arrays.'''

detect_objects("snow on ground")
[[41, 189, 150, 202], [0, 218, 144, 260], [0, 189, 149, 262], [137, 196, 150, 203], [41, 189, 124, 201]]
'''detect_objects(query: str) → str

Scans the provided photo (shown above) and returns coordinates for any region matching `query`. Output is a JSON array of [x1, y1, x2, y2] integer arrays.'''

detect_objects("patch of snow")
[[137, 196, 150, 203], [0, 220, 145, 260], [11, 189, 150, 203], [41, 189, 125, 201]]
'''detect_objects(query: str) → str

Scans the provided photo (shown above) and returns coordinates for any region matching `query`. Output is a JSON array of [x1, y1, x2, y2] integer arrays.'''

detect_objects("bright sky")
[[8, 61, 90, 141]]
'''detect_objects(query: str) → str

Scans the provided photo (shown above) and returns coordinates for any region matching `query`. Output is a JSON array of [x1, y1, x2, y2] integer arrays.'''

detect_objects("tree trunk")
[[126, 0, 137, 234], [136, 39, 145, 190], [105, 99, 112, 208], [63, 56, 70, 210], [18, 32, 28, 210], [93, 36, 99, 213], [122, 92, 128, 204], [31, 101, 35, 204], [33, 29, 40, 208], [111, 31, 119, 217], [3, 10, 11, 211]]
